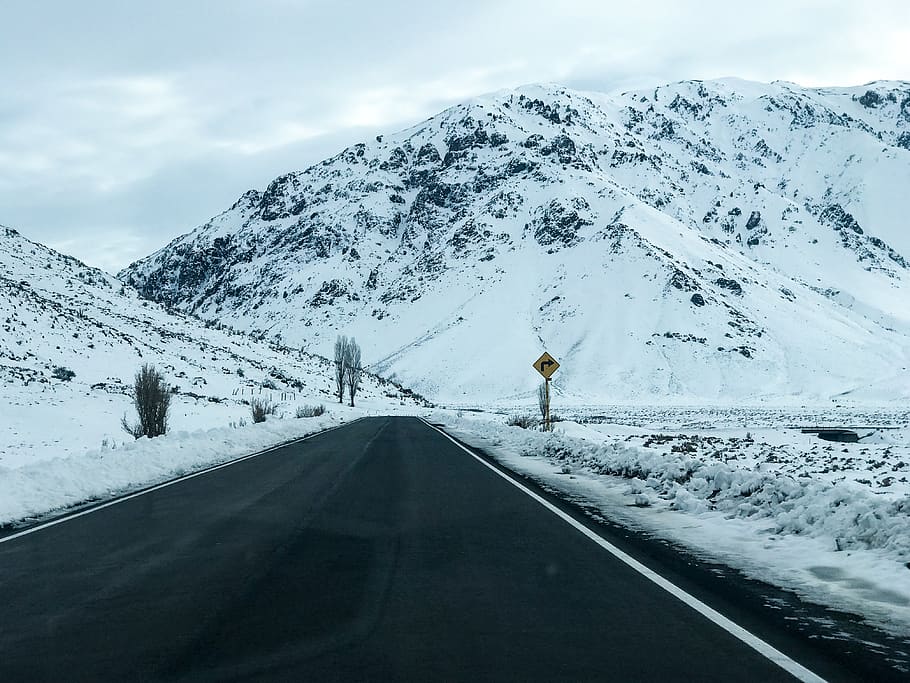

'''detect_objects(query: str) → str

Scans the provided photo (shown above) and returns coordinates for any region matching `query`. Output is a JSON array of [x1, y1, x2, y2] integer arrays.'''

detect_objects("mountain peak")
[[120, 78, 910, 404]]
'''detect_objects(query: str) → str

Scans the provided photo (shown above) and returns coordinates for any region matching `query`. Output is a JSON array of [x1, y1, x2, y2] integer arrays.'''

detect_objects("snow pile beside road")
[[544, 437, 910, 558], [0, 415, 347, 526], [438, 414, 910, 561]]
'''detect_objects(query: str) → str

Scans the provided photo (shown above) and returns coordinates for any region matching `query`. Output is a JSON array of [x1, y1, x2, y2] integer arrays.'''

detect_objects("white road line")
[[0, 418, 363, 546], [423, 420, 827, 683]]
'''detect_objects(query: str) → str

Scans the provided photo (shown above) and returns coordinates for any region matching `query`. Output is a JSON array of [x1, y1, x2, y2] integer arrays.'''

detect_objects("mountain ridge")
[[120, 78, 910, 404]]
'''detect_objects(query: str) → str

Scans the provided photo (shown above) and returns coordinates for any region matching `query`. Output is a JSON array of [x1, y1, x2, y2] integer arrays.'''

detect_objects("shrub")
[[121, 363, 171, 439], [250, 397, 277, 423], [506, 414, 538, 429], [52, 366, 76, 381], [295, 404, 326, 418]]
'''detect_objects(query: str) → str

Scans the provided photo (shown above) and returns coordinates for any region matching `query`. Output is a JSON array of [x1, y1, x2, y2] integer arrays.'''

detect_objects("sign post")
[[545, 376, 551, 432], [532, 352, 560, 432]]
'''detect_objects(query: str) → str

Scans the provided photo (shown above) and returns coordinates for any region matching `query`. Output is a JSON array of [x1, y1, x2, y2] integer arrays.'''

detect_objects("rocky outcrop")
[[116, 79, 910, 402]]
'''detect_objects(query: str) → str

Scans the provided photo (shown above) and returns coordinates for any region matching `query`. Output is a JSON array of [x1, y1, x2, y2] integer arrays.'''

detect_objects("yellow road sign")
[[533, 352, 560, 379]]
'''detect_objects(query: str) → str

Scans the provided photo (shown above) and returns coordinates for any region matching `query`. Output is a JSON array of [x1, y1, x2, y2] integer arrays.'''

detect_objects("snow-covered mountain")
[[120, 78, 910, 405], [0, 225, 423, 466]]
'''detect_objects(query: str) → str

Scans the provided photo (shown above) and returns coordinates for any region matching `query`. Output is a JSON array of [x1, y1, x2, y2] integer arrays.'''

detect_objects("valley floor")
[[3, 393, 908, 656]]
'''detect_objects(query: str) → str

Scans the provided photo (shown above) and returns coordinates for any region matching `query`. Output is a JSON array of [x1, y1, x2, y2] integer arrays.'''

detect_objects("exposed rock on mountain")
[[121, 79, 910, 404]]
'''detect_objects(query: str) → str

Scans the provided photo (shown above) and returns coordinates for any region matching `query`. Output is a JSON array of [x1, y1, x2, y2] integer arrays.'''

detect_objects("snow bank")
[[0, 415, 347, 526], [437, 414, 910, 561]]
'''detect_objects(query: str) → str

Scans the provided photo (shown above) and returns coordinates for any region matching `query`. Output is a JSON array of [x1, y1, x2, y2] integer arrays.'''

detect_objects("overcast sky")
[[1, 1, 908, 272]]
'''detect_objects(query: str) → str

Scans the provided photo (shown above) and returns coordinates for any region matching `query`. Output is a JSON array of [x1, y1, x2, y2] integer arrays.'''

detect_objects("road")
[[0, 416, 896, 681]]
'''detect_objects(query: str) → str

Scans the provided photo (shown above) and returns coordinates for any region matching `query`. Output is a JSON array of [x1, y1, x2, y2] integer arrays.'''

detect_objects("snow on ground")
[[435, 407, 910, 637]]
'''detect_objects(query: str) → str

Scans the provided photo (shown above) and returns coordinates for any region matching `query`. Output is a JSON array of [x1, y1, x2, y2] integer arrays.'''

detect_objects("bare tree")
[[344, 338, 362, 407], [334, 335, 349, 404], [121, 363, 171, 439]]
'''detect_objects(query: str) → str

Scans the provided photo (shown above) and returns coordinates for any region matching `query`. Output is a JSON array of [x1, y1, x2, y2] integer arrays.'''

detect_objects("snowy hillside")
[[120, 79, 910, 405], [0, 225, 423, 468]]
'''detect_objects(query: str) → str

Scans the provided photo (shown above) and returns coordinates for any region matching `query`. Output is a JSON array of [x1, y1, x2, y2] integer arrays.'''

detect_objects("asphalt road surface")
[[0, 417, 899, 681]]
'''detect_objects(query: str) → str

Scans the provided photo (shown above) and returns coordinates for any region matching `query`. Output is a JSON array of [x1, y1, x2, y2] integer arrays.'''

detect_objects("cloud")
[[1, 1, 908, 271], [49, 231, 155, 276], [0, 74, 204, 194]]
